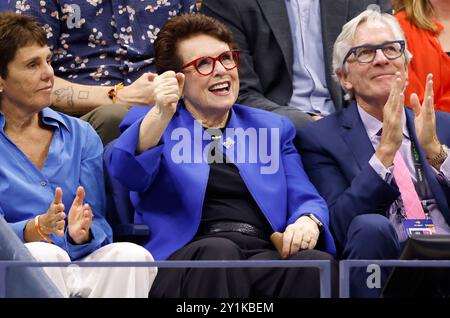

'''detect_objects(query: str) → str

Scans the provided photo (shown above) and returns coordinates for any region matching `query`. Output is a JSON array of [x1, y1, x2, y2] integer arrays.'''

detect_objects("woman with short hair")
[[109, 13, 338, 298], [0, 12, 156, 298]]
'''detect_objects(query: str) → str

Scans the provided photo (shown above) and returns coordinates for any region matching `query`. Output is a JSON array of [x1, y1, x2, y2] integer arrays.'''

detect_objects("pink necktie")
[[393, 152, 426, 219]]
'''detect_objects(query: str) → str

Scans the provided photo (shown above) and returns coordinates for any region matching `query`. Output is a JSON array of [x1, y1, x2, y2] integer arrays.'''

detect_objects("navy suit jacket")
[[296, 102, 450, 254], [109, 103, 336, 260]]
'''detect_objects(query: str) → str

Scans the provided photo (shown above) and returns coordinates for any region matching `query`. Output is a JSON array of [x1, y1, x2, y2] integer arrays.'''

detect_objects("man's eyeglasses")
[[342, 40, 405, 65], [182, 50, 240, 76]]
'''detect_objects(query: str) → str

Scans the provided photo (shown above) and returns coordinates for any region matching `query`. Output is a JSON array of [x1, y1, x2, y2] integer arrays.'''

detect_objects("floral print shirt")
[[11, 0, 196, 85]]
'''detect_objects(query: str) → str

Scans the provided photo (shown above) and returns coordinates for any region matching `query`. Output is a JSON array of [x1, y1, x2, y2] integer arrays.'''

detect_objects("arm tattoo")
[[53, 86, 75, 108], [78, 91, 89, 99], [78, 90, 89, 100]]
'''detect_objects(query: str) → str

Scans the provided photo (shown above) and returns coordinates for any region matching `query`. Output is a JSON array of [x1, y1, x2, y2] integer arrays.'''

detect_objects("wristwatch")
[[428, 144, 449, 167], [307, 214, 323, 228]]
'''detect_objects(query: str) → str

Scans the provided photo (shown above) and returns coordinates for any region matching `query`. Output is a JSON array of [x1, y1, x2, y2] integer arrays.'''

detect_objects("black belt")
[[197, 222, 268, 240]]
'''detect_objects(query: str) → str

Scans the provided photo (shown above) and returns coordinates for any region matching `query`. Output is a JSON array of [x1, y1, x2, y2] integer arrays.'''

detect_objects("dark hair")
[[0, 12, 48, 78], [154, 13, 238, 74]]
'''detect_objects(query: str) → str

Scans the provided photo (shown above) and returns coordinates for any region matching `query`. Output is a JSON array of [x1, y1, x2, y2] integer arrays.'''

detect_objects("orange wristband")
[[34, 215, 52, 244], [107, 82, 124, 104]]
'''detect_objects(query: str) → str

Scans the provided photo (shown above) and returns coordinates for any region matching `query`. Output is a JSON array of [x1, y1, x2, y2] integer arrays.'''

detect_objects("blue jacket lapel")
[[220, 106, 287, 230], [340, 102, 375, 173]]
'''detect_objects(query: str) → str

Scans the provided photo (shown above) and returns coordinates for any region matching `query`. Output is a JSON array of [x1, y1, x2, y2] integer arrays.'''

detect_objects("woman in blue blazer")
[[109, 13, 337, 298]]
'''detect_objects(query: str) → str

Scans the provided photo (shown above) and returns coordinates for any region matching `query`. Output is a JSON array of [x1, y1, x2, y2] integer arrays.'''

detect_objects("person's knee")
[[93, 242, 157, 278], [289, 250, 337, 279], [344, 214, 400, 259], [348, 214, 396, 240], [289, 249, 335, 261], [190, 237, 243, 260], [102, 242, 155, 262], [25, 242, 70, 262]]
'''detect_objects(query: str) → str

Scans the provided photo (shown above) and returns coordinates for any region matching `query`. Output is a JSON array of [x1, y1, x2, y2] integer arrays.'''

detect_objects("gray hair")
[[332, 6, 412, 100]]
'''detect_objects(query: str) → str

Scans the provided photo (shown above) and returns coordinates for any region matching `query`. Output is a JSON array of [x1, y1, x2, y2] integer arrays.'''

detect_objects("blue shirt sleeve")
[[110, 117, 165, 193], [369, 153, 394, 183], [433, 156, 450, 187]]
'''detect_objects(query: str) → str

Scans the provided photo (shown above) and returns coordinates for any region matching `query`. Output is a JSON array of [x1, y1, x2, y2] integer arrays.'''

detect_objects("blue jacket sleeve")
[[109, 117, 165, 193]]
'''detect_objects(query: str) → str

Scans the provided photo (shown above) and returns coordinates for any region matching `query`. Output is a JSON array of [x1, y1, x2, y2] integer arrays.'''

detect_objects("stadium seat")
[[103, 140, 149, 244]]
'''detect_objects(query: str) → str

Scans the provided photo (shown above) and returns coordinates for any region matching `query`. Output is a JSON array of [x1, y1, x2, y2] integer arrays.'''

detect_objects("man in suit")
[[201, 0, 392, 128], [296, 8, 450, 297]]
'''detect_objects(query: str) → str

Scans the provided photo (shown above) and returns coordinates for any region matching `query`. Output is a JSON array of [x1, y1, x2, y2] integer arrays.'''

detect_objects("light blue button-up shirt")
[[0, 108, 112, 260], [358, 105, 450, 242], [284, 0, 335, 115]]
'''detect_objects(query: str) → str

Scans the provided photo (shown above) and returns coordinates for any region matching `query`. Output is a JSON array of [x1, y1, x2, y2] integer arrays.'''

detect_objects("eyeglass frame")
[[182, 50, 240, 76], [342, 40, 405, 65]]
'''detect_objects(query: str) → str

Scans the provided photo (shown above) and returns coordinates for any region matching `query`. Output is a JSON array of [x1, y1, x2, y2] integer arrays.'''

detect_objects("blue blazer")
[[108, 103, 336, 260], [296, 102, 450, 254]]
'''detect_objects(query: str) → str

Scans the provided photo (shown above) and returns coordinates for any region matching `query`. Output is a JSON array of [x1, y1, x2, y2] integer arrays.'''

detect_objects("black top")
[[447, 52, 450, 57], [199, 130, 273, 237]]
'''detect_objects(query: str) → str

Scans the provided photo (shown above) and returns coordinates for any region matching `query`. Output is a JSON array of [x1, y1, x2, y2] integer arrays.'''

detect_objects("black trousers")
[[149, 232, 338, 298]]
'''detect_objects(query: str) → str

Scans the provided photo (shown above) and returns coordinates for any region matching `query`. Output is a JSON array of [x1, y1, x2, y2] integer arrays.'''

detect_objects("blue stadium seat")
[[103, 140, 149, 244]]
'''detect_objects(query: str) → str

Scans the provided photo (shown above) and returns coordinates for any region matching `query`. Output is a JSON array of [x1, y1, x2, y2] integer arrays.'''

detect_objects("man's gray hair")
[[332, 6, 412, 100]]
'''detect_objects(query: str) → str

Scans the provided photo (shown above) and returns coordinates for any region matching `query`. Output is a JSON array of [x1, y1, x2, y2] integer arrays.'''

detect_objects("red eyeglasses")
[[182, 50, 240, 76]]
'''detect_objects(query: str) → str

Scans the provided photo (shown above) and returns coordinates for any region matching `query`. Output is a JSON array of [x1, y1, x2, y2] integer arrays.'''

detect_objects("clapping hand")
[[39, 187, 66, 236], [68, 186, 93, 245], [375, 72, 405, 167], [410, 73, 441, 160]]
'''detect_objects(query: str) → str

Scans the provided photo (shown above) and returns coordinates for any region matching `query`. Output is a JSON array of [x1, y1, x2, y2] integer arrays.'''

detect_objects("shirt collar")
[[357, 103, 409, 141], [0, 107, 69, 132], [40, 107, 69, 130]]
